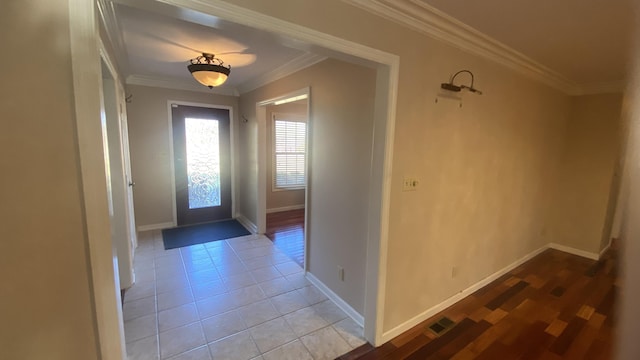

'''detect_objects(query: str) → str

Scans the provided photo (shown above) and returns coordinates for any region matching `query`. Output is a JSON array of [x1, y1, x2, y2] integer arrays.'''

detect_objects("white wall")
[[126, 85, 239, 228], [551, 94, 623, 254]]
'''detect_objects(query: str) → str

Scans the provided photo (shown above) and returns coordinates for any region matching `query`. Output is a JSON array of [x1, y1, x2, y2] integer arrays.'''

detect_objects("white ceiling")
[[421, 0, 634, 86], [112, 2, 322, 94]]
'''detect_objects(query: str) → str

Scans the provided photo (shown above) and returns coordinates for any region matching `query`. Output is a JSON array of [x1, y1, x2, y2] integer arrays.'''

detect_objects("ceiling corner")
[[126, 74, 239, 97], [237, 53, 328, 94], [574, 81, 627, 96]]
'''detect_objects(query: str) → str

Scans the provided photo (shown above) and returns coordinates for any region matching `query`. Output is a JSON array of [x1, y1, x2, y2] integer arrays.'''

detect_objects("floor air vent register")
[[427, 316, 456, 336]]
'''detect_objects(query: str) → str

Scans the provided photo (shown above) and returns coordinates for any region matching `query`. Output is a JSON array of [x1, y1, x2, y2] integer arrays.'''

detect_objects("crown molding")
[[343, 0, 622, 95], [576, 80, 626, 96], [237, 53, 328, 94], [126, 74, 239, 96], [96, 0, 130, 75]]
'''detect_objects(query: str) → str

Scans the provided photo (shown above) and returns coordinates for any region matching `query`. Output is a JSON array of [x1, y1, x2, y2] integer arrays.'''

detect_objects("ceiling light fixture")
[[188, 53, 231, 88], [441, 70, 483, 95]]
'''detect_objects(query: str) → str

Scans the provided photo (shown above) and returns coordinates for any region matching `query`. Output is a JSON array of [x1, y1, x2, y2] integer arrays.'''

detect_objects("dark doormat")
[[162, 219, 251, 250]]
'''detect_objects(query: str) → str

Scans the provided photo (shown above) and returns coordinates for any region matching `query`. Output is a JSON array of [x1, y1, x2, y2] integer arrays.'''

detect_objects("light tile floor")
[[125, 230, 366, 360]]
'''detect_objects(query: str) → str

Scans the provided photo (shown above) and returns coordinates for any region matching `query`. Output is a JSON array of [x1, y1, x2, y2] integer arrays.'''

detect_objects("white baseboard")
[[306, 272, 364, 327], [235, 214, 258, 234], [379, 242, 603, 343], [137, 222, 174, 232], [266, 205, 305, 214], [548, 243, 599, 260], [380, 244, 549, 343], [598, 239, 614, 259]]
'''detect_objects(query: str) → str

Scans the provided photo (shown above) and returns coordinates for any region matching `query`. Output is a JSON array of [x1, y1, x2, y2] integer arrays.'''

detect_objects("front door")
[[172, 104, 232, 225]]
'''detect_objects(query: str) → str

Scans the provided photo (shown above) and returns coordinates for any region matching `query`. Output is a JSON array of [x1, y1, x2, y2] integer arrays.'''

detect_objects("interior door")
[[120, 99, 138, 250], [172, 104, 232, 226]]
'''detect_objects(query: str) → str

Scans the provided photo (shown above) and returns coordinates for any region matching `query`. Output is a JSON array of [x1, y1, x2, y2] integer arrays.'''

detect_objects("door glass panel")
[[185, 118, 221, 209]]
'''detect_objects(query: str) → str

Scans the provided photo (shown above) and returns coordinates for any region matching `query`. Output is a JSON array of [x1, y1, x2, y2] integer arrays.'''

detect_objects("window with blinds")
[[273, 119, 306, 189]]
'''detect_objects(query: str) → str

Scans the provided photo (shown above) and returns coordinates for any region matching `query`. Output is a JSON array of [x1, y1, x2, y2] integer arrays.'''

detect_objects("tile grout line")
[[225, 235, 309, 358], [154, 231, 204, 359], [284, 314, 332, 359], [123, 231, 158, 356], [154, 235, 225, 358], [203, 239, 230, 294], [209, 236, 265, 358], [228, 236, 282, 358], [177, 236, 214, 360]]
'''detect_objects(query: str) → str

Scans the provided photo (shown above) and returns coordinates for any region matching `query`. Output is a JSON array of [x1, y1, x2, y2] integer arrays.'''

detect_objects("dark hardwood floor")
[[339, 242, 619, 359], [265, 209, 305, 267]]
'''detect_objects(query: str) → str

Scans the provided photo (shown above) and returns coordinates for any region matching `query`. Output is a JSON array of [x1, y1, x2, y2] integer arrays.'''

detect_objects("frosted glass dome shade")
[[188, 63, 230, 88]]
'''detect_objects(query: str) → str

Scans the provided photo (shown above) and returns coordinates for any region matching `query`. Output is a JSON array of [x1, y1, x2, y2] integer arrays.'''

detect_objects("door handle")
[[129, 181, 135, 187]]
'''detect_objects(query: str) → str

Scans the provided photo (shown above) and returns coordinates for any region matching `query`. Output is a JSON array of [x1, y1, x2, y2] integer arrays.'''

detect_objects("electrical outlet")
[[451, 266, 459, 278], [338, 266, 345, 281], [403, 177, 420, 191]]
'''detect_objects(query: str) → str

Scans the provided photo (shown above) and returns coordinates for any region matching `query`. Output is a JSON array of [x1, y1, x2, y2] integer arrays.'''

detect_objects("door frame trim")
[[166, 100, 236, 227], [98, 38, 136, 289], [69, 0, 126, 357], [256, 87, 311, 271]]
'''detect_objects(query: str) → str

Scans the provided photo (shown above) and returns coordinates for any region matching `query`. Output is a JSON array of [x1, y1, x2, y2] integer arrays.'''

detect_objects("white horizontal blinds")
[[274, 119, 306, 188]]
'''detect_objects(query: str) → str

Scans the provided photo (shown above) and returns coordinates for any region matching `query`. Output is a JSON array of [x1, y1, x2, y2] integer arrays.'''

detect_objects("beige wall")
[[126, 85, 239, 227], [551, 94, 623, 254], [266, 102, 307, 211], [238, 59, 377, 314], [616, 83, 640, 359], [101, 0, 628, 346], [384, 61, 570, 332], [616, 5, 640, 358], [226, 0, 576, 332], [0, 0, 100, 358], [4, 0, 634, 357]]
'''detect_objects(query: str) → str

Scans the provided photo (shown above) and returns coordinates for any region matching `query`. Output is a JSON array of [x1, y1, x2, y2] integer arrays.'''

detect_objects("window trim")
[[271, 112, 307, 192]]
